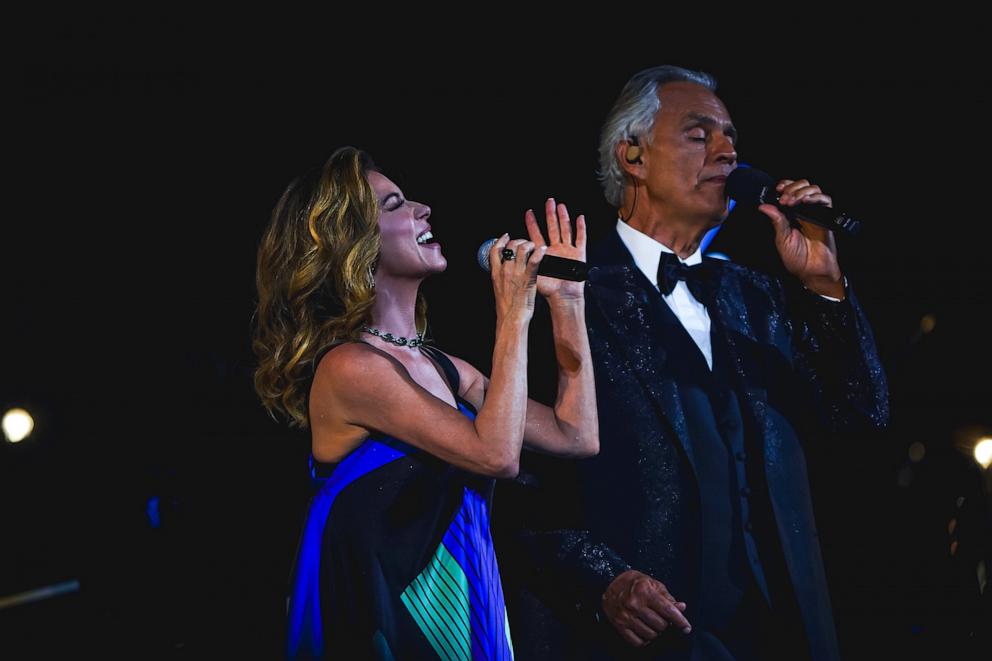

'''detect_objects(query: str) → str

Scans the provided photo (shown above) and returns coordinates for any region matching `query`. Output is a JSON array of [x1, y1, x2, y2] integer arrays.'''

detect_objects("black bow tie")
[[656, 251, 717, 303]]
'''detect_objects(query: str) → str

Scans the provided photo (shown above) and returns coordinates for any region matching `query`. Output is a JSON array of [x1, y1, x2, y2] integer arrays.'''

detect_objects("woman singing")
[[253, 147, 598, 659]]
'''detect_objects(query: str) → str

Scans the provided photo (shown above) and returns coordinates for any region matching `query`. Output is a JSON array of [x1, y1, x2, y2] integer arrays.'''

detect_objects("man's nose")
[[712, 135, 737, 164]]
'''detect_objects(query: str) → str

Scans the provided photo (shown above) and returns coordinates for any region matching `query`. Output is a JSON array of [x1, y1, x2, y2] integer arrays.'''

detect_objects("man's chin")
[[708, 208, 730, 227], [695, 194, 732, 223]]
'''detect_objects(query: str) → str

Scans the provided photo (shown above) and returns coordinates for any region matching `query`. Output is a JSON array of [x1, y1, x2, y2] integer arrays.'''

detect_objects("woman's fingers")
[[545, 197, 561, 244]]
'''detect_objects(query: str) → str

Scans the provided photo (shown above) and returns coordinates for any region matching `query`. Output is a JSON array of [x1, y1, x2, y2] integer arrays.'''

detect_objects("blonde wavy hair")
[[253, 147, 428, 427]]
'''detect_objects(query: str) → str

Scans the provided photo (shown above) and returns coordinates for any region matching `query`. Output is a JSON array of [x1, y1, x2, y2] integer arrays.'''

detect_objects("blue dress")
[[286, 345, 515, 660]]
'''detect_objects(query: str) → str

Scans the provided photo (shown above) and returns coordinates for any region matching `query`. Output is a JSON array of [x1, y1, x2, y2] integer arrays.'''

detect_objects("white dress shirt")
[[615, 219, 714, 369], [615, 219, 844, 372]]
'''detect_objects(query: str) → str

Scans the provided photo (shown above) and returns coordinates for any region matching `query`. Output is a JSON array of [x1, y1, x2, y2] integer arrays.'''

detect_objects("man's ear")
[[617, 139, 643, 178]]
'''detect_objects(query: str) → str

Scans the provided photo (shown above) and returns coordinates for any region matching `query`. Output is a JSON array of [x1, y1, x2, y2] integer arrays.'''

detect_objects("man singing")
[[523, 65, 889, 660]]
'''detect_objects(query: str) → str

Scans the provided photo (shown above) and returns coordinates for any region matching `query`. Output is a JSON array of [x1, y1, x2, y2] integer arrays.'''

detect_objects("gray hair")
[[597, 65, 717, 208]]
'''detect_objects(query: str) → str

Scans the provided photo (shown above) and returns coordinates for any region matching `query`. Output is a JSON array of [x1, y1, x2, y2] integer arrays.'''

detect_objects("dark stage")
[[5, 12, 991, 659]]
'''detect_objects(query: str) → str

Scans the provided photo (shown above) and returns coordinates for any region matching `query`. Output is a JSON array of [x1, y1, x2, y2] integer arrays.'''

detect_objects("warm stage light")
[[2, 408, 34, 443], [974, 438, 992, 469], [908, 442, 926, 463]]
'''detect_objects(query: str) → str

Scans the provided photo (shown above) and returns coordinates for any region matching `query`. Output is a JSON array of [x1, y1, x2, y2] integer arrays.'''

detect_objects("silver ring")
[[499, 248, 516, 263]]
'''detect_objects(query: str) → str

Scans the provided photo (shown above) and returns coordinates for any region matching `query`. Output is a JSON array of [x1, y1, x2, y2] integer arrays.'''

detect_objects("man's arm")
[[783, 280, 890, 432], [760, 177, 889, 432]]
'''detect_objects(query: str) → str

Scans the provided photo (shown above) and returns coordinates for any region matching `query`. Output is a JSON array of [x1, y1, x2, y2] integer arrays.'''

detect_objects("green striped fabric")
[[400, 543, 471, 660]]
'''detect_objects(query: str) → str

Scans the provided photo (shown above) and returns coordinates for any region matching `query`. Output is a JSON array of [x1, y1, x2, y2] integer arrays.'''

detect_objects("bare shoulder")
[[310, 343, 398, 462], [314, 342, 397, 376], [313, 342, 401, 390], [309, 342, 409, 430]]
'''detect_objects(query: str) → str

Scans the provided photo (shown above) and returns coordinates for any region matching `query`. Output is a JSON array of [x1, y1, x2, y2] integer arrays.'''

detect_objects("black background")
[[5, 11, 991, 659]]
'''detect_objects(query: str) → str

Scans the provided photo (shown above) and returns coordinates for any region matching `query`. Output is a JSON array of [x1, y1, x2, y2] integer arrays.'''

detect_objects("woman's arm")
[[449, 300, 598, 459], [453, 199, 599, 459], [528, 296, 599, 457]]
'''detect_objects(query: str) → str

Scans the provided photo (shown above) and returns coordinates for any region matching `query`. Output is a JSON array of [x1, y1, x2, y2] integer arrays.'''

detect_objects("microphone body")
[[476, 238, 590, 282], [726, 167, 862, 237]]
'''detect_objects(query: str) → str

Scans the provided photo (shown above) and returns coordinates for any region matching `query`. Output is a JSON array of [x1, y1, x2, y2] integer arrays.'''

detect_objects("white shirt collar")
[[615, 218, 703, 290]]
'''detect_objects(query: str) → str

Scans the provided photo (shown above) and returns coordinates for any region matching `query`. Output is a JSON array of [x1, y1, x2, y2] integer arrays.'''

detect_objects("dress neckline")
[[356, 340, 463, 412]]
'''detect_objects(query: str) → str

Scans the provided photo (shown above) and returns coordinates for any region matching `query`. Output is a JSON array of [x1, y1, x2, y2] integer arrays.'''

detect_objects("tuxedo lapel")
[[588, 232, 697, 476], [708, 263, 771, 441]]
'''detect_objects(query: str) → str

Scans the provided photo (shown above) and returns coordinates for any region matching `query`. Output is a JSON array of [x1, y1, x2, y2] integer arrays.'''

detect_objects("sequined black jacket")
[[519, 230, 888, 660]]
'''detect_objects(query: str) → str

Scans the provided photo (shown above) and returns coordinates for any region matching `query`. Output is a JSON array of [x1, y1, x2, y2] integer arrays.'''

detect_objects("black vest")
[[648, 293, 772, 630]]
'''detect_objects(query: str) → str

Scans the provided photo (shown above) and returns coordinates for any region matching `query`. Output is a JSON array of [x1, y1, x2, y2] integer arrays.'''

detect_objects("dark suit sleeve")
[[782, 279, 889, 432], [512, 527, 631, 619]]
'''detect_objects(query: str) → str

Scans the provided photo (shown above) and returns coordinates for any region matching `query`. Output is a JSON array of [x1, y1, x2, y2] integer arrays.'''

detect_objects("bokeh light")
[[2, 408, 35, 443]]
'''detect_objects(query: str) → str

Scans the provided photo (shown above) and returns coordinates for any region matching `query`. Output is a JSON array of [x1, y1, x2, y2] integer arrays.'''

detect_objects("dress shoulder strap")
[[419, 344, 461, 396]]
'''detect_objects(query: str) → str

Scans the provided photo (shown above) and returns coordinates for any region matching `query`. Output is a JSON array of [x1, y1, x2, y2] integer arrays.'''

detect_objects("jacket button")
[[744, 521, 754, 532], [741, 487, 752, 498], [735, 451, 748, 462]]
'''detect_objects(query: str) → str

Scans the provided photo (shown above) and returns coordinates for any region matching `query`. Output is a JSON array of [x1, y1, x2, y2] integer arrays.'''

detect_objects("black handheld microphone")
[[476, 238, 590, 282], [725, 167, 862, 237]]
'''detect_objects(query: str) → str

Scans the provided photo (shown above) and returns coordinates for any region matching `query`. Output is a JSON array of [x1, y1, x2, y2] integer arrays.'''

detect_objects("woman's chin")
[[417, 253, 447, 276], [430, 256, 448, 274]]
